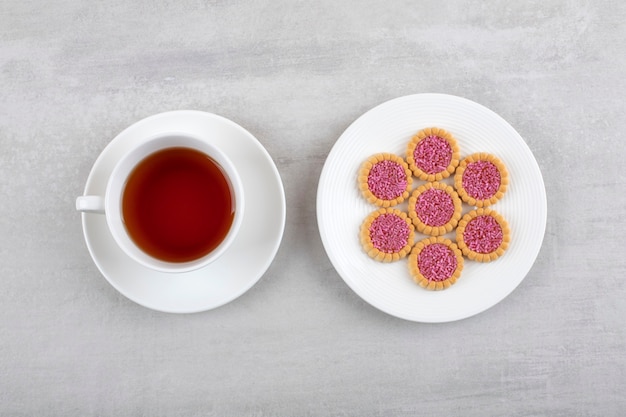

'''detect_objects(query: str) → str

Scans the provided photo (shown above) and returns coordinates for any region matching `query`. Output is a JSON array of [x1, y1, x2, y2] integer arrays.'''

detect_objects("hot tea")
[[122, 147, 235, 263]]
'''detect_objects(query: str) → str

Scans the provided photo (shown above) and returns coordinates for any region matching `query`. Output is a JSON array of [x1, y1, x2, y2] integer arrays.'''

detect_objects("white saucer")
[[317, 94, 547, 323], [79, 110, 286, 313]]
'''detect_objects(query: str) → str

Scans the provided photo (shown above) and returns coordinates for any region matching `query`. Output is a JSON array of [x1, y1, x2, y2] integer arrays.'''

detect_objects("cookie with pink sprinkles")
[[455, 152, 508, 207], [408, 182, 462, 236], [456, 208, 510, 262], [408, 237, 464, 290], [406, 127, 460, 182], [360, 208, 415, 262], [358, 153, 412, 207]]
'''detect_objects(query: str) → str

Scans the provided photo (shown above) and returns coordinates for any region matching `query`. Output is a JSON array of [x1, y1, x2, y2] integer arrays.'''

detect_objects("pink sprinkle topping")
[[413, 136, 452, 174], [369, 213, 410, 253], [462, 160, 501, 200], [415, 189, 455, 226], [417, 243, 457, 281], [463, 215, 503, 254], [367, 160, 408, 200]]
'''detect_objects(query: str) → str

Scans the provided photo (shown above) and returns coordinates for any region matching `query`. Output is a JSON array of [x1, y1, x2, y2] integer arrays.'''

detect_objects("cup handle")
[[76, 196, 105, 214]]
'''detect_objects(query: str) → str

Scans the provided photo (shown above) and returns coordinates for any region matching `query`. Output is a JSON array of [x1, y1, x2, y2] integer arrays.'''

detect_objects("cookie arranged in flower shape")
[[360, 208, 415, 262], [408, 182, 462, 236], [356, 126, 512, 291], [358, 153, 412, 207], [408, 237, 464, 290], [456, 208, 510, 262], [406, 127, 460, 182], [455, 152, 508, 207]]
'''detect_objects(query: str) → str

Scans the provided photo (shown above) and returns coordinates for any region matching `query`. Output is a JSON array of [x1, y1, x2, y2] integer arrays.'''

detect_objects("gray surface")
[[1, 0, 625, 415]]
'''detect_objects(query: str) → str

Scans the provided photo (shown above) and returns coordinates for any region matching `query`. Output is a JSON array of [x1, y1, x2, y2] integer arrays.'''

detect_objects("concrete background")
[[1, 0, 625, 415]]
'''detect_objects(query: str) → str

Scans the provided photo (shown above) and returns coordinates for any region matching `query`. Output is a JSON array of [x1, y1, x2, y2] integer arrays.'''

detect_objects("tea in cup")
[[76, 133, 244, 273]]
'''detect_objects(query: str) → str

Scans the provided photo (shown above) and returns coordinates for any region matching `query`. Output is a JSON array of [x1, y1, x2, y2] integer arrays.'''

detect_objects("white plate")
[[80, 111, 286, 313], [317, 94, 547, 322]]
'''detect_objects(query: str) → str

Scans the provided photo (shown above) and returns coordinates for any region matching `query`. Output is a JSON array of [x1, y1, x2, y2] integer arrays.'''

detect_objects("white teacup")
[[76, 132, 244, 273]]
